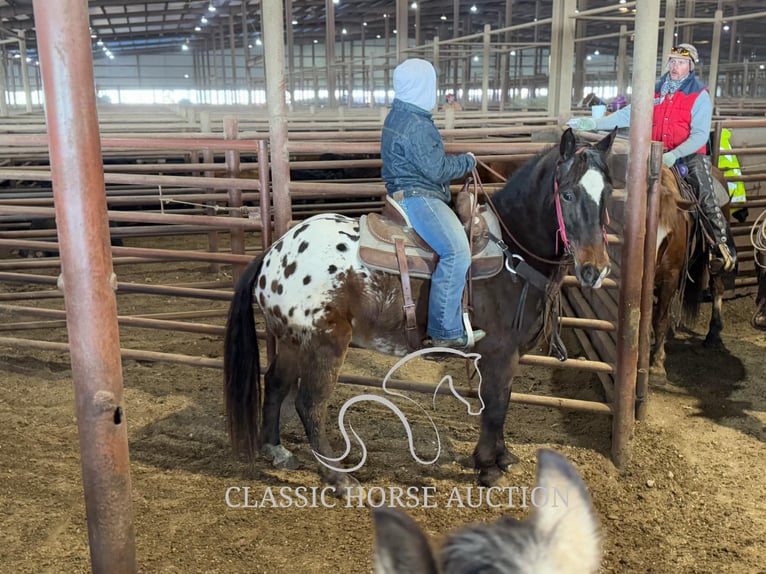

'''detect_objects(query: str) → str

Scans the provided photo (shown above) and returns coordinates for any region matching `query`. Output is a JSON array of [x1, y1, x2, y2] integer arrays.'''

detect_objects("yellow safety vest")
[[718, 128, 746, 213]]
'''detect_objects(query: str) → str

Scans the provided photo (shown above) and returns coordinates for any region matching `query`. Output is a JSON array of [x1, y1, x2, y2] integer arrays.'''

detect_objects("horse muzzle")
[[574, 261, 611, 289]]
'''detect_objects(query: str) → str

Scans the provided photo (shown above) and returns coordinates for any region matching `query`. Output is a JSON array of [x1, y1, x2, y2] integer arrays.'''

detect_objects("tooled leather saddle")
[[358, 191, 504, 349]]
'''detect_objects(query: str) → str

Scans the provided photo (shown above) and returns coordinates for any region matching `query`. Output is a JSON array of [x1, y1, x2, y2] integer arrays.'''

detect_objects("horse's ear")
[[595, 128, 617, 155], [560, 127, 577, 160], [529, 449, 602, 573], [372, 507, 439, 574]]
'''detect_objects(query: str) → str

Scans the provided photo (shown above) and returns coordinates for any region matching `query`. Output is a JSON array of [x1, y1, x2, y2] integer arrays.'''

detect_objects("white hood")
[[393, 58, 436, 113]]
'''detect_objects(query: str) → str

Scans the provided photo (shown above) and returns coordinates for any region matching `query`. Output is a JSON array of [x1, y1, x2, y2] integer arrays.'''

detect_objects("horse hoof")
[[752, 313, 766, 331], [261, 444, 298, 470], [331, 474, 363, 501], [703, 335, 723, 348], [477, 466, 504, 487], [649, 366, 667, 384], [496, 449, 520, 471]]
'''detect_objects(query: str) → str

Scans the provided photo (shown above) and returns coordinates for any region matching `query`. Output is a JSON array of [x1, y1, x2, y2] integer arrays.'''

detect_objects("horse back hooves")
[[496, 450, 521, 471], [477, 466, 508, 487], [648, 367, 668, 385], [703, 334, 724, 348]]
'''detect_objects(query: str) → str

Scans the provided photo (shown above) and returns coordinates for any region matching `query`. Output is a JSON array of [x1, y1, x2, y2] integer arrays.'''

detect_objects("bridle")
[[474, 148, 608, 268], [553, 146, 611, 254]]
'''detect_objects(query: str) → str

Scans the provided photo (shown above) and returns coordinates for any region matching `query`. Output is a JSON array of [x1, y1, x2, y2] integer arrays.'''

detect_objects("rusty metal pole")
[[262, 0, 293, 237], [612, 0, 661, 468], [636, 142, 663, 421], [224, 116, 245, 282], [31, 1, 136, 572]]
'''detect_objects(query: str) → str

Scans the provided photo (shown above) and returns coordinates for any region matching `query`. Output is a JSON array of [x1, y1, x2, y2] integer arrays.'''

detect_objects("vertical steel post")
[[612, 0, 661, 468], [262, 0, 293, 238], [224, 116, 245, 282], [32, 0, 136, 571], [636, 142, 663, 421]]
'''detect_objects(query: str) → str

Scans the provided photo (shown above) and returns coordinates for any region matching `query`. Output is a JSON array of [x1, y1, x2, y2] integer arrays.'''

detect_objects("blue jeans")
[[399, 195, 471, 339]]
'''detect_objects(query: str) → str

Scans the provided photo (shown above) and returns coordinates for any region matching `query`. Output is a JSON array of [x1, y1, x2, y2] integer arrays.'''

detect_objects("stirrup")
[[717, 243, 736, 272], [423, 329, 486, 351]]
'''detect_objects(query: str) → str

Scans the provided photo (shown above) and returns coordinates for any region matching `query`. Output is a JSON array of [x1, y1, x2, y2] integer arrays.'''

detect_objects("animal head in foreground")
[[373, 449, 601, 574]]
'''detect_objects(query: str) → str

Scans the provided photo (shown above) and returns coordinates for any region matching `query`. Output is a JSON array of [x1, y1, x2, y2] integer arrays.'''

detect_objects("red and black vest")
[[652, 72, 708, 154]]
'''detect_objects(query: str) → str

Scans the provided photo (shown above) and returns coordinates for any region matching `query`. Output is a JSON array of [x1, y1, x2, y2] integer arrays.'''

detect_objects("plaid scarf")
[[659, 75, 687, 101]]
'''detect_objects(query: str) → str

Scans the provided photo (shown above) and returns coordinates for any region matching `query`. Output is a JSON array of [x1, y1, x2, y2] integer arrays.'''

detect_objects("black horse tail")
[[682, 245, 707, 324], [224, 253, 266, 462]]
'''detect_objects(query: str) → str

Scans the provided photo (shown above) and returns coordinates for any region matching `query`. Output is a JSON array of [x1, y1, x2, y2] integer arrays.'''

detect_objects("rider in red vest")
[[569, 43, 736, 273]]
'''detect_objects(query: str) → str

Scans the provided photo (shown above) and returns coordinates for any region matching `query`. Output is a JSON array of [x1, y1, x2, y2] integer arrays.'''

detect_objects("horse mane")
[[491, 144, 558, 214]]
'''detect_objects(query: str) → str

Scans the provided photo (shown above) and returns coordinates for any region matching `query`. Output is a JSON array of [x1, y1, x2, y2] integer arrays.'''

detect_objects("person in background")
[[609, 94, 628, 112], [381, 59, 483, 349], [718, 127, 748, 223], [443, 92, 463, 112], [570, 43, 736, 272]]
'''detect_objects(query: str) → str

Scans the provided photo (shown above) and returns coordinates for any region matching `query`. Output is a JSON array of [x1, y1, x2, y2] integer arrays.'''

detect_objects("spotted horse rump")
[[255, 212, 419, 356], [224, 128, 617, 494]]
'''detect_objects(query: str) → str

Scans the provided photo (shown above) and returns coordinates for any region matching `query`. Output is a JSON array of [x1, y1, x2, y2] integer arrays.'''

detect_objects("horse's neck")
[[495, 172, 563, 270]]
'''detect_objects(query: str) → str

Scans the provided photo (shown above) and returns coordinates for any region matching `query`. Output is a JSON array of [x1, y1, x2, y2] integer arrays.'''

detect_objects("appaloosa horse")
[[650, 166, 735, 379], [373, 449, 601, 574], [224, 128, 616, 491]]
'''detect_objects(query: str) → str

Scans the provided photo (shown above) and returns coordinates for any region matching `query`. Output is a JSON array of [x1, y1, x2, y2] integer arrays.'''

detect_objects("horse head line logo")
[[313, 347, 485, 473]]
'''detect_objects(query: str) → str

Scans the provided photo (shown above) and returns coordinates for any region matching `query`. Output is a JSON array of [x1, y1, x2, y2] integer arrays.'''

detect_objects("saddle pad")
[[358, 210, 504, 280]]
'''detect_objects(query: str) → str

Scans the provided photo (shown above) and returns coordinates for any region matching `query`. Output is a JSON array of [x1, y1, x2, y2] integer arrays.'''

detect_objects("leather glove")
[[569, 117, 597, 131], [662, 151, 676, 167]]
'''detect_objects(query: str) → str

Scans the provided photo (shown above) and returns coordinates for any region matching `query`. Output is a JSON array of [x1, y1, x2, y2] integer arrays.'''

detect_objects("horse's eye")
[[561, 191, 575, 202]]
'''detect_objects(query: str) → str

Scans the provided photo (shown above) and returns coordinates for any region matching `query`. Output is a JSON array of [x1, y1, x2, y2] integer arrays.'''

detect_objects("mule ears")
[[560, 127, 578, 160], [372, 507, 439, 574], [595, 127, 618, 155], [529, 449, 602, 574]]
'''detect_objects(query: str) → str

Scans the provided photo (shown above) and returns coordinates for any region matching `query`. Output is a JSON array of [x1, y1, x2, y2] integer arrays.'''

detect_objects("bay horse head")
[[553, 128, 616, 288], [373, 449, 601, 574]]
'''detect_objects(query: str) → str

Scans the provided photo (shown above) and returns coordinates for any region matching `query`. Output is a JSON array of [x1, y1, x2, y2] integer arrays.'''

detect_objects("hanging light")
[[208, 3, 216, 12]]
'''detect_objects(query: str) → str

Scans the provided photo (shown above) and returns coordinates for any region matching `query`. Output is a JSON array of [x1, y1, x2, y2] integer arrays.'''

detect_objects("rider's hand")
[[662, 151, 676, 167], [568, 117, 598, 131], [466, 152, 477, 169]]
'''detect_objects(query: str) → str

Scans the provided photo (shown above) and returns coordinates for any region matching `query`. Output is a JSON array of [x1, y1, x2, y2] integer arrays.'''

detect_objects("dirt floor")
[[0, 236, 764, 574]]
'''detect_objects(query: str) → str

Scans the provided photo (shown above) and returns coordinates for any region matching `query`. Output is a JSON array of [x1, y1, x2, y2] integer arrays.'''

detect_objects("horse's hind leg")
[[295, 329, 358, 494], [261, 344, 301, 469], [705, 275, 725, 346], [650, 272, 680, 381]]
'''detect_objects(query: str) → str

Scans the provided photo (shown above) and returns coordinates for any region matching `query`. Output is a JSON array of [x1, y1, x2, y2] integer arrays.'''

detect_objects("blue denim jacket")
[[381, 99, 475, 203]]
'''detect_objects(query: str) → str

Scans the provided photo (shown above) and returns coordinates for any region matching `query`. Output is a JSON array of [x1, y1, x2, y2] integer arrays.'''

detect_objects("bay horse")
[[650, 165, 734, 379], [224, 128, 616, 491], [373, 449, 601, 574]]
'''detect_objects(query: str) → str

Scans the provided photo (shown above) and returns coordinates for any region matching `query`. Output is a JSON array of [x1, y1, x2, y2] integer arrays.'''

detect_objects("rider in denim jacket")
[[381, 58, 483, 349]]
